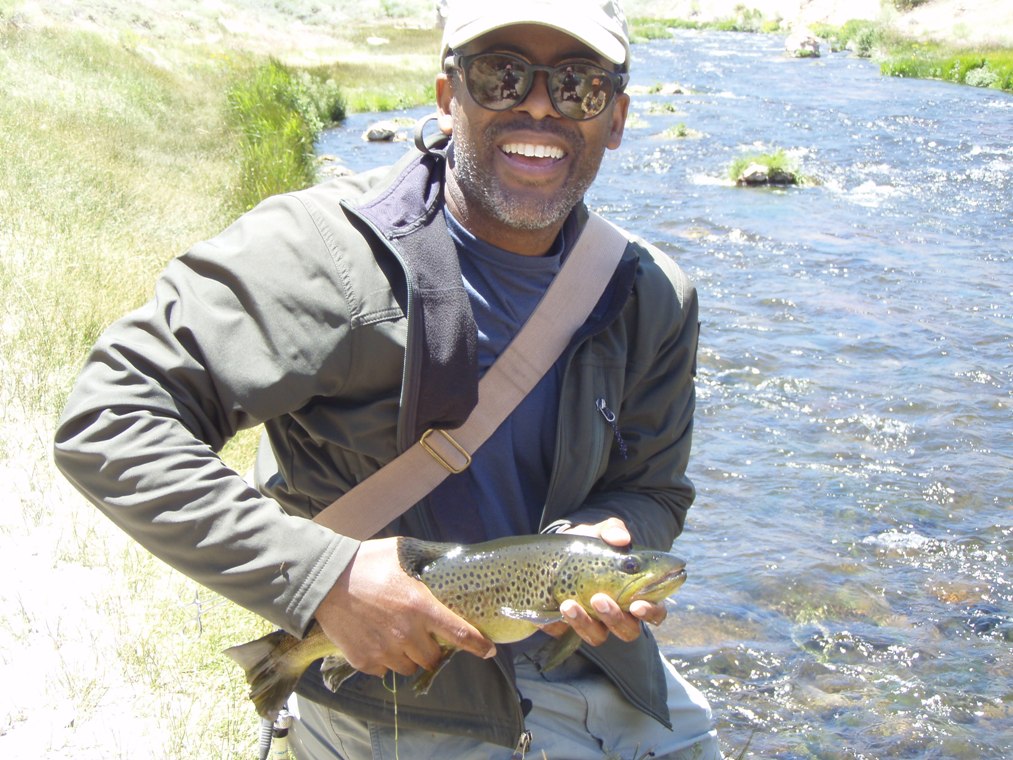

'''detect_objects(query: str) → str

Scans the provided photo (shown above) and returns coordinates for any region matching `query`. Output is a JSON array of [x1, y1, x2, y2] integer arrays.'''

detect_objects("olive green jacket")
[[54, 145, 698, 747]]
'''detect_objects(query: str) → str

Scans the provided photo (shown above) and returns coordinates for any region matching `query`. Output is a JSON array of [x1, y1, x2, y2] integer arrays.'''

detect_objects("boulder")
[[735, 163, 799, 186], [362, 120, 402, 142]]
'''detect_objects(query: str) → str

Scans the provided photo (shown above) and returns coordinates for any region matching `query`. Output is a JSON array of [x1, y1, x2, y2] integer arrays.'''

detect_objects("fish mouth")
[[632, 566, 687, 600]]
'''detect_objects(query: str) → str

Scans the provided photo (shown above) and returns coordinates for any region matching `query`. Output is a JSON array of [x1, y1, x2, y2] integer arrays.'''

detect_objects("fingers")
[[560, 594, 667, 647], [630, 598, 667, 626], [315, 537, 495, 681], [427, 603, 497, 662], [559, 517, 632, 549], [597, 518, 632, 549], [561, 598, 610, 646]]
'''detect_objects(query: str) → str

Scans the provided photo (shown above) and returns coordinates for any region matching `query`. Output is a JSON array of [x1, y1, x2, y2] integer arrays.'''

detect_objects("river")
[[317, 29, 1012, 759]]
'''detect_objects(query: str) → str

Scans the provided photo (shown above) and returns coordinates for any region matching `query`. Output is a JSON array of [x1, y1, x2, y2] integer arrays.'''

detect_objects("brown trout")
[[225, 534, 687, 720]]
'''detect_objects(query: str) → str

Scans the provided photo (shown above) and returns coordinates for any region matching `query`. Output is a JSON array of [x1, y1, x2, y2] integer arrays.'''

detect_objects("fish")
[[225, 534, 687, 720]]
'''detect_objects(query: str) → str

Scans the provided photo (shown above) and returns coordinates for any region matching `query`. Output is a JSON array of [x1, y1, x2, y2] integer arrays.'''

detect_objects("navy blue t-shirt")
[[421, 210, 567, 542]]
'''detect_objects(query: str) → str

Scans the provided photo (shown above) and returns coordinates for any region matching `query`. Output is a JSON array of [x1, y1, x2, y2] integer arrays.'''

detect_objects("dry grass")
[[0, 11, 269, 757]]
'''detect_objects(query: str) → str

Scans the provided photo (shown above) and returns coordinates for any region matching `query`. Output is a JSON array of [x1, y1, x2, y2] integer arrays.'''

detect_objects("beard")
[[447, 114, 605, 231]]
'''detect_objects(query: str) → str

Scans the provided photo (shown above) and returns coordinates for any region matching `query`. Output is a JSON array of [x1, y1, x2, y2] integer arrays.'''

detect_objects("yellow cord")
[[382, 671, 400, 760]]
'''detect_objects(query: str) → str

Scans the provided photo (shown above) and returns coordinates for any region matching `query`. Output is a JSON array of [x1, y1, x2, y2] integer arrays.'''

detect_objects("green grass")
[[809, 20, 883, 55], [0, 24, 239, 416], [881, 43, 1013, 90], [806, 20, 1013, 91], [0, 3, 447, 752], [0, 16, 281, 755], [319, 58, 437, 112], [630, 8, 781, 41], [227, 58, 345, 212]]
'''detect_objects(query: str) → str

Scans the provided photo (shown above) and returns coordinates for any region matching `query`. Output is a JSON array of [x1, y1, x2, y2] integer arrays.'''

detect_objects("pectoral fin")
[[499, 607, 564, 626], [320, 655, 357, 692], [410, 645, 457, 695], [535, 629, 583, 672]]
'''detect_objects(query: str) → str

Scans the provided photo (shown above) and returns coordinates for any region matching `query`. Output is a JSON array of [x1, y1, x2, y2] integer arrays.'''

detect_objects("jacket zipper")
[[596, 397, 628, 460]]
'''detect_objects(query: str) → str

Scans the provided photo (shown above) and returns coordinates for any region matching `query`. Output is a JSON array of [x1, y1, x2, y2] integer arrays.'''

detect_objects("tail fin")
[[224, 630, 302, 721]]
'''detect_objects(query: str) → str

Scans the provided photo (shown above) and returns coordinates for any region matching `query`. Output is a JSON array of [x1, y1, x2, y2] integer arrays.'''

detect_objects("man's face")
[[436, 24, 629, 254]]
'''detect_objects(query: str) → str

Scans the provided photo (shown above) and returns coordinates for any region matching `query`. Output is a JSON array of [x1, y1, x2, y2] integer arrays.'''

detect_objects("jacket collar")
[[347, 147, 639, 448], [350, 149, 479, 447]]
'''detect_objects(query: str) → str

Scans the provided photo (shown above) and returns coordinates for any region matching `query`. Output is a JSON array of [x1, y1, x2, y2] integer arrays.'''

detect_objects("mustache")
[[484, 117, 585, 151]]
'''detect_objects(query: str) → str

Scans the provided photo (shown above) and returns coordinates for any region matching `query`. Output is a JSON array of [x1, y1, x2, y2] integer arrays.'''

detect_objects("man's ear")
[[436, 73, 454, 135], [607, 92, 630, 150]]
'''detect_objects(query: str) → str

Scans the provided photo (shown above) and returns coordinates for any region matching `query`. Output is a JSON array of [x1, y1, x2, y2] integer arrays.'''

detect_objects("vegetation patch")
[[809, 20, 888, 56], [227, 59, 344, 213], [0, 19, 272, 757], [729, 149, 808, 186], [631, 10, 1013, 93], [880, 43, 1013, 90], [807, 21, 1012, 91], [630, 7, 784, 40], [661, 122, 704, 140]]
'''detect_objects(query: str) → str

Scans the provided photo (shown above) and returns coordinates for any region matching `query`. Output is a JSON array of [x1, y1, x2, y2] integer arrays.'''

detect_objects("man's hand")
[[548, 518, 668, 646], [314, 537, 496, 678]]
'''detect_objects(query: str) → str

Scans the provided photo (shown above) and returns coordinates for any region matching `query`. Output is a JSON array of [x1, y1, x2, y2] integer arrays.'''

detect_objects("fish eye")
[[621, 557, 641, 574]]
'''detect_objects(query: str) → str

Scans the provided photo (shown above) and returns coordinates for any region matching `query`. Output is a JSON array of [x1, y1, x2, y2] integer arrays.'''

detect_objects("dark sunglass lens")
[[466, 55, 530, 110], [551, 64, 614, 119]]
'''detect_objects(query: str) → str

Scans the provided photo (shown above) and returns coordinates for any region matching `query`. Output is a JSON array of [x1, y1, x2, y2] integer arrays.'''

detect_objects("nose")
[[515, 71, 560, 120]]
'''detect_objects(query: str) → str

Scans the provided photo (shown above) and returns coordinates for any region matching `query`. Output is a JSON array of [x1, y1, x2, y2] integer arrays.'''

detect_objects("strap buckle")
[[419, 428, 472, 474]]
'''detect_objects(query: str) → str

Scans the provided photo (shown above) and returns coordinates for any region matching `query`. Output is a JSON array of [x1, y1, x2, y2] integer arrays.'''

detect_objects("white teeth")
[[502, 143, 565, 160]]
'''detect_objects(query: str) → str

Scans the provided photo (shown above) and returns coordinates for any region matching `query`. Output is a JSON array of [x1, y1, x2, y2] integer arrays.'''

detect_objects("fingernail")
[[592, 597, 610, 615], [484, 645, 497, 659], [563, 604, 579, 619]]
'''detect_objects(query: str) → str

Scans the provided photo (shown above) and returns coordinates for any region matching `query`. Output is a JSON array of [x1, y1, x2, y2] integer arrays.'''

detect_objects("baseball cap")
[[440, 0, 630, 69]]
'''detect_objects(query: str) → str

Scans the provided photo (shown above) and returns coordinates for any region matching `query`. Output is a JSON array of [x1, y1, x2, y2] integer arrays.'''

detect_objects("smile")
[[500, 143, 566, 160]]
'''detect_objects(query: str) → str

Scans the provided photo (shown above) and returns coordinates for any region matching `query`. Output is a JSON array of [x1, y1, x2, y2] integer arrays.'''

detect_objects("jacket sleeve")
[[558, 249, 699, 552], [53, 192, 364, 636]]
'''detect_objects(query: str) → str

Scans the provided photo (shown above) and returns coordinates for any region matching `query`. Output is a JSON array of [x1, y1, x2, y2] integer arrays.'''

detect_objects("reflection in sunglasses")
[[447, 52, 628, 121]]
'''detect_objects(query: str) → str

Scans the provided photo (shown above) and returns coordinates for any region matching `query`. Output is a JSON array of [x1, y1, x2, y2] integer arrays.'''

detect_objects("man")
[[54, 1, 719, 757]]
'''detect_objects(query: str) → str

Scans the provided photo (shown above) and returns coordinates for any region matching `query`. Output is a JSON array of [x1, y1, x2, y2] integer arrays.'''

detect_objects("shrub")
[[882, 46, 1013, 92], [964, 64, 1000, 88], [227, 60, 346, 212]]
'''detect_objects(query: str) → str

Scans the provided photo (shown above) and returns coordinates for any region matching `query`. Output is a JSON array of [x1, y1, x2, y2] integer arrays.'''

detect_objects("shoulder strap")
[[312, 212, 629, 538]]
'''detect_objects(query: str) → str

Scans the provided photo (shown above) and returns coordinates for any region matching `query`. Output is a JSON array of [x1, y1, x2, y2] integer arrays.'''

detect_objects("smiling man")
[[54, 1, 718, 758], [437, 21, 629, 253]]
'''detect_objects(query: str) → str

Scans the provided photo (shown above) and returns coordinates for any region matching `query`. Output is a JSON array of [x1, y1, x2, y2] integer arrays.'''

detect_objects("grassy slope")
[[0, 14, 277, 758], [0, 0, 452, 752]]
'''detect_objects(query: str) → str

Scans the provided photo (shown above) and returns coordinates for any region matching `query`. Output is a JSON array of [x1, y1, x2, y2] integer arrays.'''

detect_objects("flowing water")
[[317, 30, 1012, 759]]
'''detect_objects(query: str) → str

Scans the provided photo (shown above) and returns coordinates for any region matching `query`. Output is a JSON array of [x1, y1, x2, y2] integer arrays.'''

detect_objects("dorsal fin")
[[396, 537, 459, 577]]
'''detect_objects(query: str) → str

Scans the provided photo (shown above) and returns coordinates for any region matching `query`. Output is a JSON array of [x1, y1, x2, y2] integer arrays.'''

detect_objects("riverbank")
[[10, 0, 1013, 57], [11, 0, 1012, 98], [632, 0, 1012, 46]]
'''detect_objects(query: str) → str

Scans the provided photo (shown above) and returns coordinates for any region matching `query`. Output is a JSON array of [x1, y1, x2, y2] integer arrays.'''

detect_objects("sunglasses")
[[445, 52, 629, 121]]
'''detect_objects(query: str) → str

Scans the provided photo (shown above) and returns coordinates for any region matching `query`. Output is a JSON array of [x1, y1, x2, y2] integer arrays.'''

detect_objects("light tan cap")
[[440, 0, 630, 69]]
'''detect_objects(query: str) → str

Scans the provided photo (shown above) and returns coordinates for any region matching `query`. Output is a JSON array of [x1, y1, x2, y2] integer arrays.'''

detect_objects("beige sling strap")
[[312, 212, 629, 539]]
